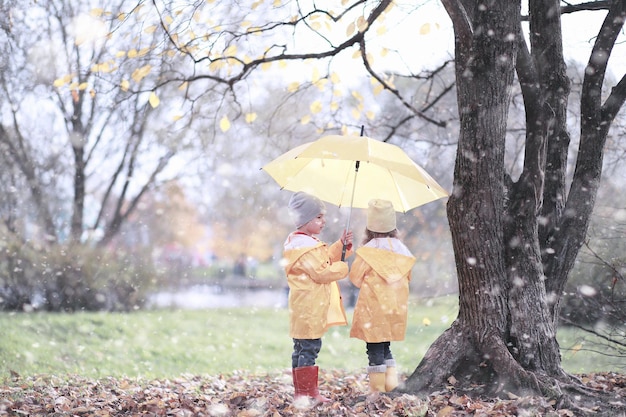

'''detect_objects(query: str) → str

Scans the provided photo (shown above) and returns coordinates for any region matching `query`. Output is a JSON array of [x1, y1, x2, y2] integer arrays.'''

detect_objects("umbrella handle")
[[341, 160, 360, 261]]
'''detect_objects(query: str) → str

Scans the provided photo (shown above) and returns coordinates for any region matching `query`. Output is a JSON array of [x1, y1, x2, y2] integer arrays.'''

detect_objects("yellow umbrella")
[[262, 133, 448, 259], [262, 134, 448, 212]]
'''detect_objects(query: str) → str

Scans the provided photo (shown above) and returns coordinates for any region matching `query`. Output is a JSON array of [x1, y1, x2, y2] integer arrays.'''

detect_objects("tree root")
[[400, 322, 626, 416]]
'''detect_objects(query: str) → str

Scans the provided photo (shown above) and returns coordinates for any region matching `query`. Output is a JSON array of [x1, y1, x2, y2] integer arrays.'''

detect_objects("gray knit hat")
[[288, 191, 326, 228]]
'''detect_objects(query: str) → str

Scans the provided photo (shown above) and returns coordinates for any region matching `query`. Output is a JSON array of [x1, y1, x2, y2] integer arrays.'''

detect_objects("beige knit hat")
[[367, 199, 396, 233]]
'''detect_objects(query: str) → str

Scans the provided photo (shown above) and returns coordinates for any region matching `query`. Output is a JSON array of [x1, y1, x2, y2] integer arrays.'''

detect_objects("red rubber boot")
[[292, 366, 331, 403]]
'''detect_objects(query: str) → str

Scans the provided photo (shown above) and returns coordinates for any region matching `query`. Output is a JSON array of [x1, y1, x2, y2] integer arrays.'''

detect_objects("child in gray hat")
[[283, 191, 353, 404]]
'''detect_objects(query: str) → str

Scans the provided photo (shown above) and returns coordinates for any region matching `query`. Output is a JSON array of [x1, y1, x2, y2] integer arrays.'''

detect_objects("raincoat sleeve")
[[297, 245, 349, 284], [328, 239, 353, 262], [348, 253, 369, 288]]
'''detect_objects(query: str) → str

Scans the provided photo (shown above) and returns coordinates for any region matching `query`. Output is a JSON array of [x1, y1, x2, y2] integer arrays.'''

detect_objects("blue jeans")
[[292, 338, 322, 368], [366, 342, 393, 366]]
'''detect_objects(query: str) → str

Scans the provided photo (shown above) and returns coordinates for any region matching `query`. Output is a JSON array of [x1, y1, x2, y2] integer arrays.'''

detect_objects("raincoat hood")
[[349, 237, 415, 343], [355, 246, 414, 284], [284, 232, 322, 257]]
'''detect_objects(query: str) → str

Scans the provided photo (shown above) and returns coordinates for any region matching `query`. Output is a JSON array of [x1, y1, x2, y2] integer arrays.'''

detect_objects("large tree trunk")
[[403, 0, 626, 411], [404, 0, 544, 396]]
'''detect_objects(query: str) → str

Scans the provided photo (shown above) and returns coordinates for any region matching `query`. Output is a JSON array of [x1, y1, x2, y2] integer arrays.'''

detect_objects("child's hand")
[[341, 230, 353, 252]]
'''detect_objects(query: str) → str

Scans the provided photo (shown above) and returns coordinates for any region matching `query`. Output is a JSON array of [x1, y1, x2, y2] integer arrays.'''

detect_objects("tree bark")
[[403, 0, 626, 409], [404, 0, 543, 395]]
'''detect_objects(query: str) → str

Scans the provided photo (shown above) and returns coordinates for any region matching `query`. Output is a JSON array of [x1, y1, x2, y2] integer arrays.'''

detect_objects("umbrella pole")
[[341, 126, 365, 261], [341, 160, 360, 261]]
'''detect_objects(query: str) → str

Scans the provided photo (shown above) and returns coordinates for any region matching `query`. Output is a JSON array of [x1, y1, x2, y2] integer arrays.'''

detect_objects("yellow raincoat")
[[349, 238, 416, 343], [283, 232, 351, 339]]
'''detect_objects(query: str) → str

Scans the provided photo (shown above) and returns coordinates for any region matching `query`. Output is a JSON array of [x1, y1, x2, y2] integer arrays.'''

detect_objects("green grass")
[[0, 295, 620, 380]]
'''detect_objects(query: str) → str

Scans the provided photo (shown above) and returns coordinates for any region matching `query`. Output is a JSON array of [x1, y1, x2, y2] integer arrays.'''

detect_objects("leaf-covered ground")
[[1, 370, 625, 416]]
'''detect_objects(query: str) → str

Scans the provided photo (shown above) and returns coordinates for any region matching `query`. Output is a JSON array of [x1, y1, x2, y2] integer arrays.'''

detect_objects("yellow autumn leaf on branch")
[[366, 111, 375, 120], [91, 62, 112, 73], [288, 82, 300, 92], [53, 74, 73, 88], [330, 72, 340, 84], [224, 45, 237, 56], [311, 67, 321, 84], [420, 23, 431, 35], [273, 0, 281, 6], [346, 22, 355, 37], [220, 116, 231, 132], [120, 79, 130, 92], [172, 114, 183, 121], [209, 60, 224, 72], [310, 100, 322, 114], [128, 49, 138, 58], [78, 82, 88, 90], [148, 91, 160, 108], [377, 25, 387, 35], [261, 62, 272, 71], [315, 79, 328, 92], [351, 108, 360, 119], [356, 16, 367, 32], [90, 8, 104, 17], [131, 65, 152, 83], [245, 113, 257, 123], [178, 81, 188, 91], [300, 115, 311, 125], [422, 317, 432, 326], [144, 25, 157, 34], [352, 49, 361, 59], [330, 101, 339, 111]]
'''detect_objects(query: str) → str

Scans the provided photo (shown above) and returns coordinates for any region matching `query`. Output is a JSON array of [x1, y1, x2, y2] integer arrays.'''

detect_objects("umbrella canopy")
[[262, 134, 448, 213]]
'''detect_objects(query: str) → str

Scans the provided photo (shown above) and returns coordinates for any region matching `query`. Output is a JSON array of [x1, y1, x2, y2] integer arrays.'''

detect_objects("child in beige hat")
[[349, 198, 416, 393]]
